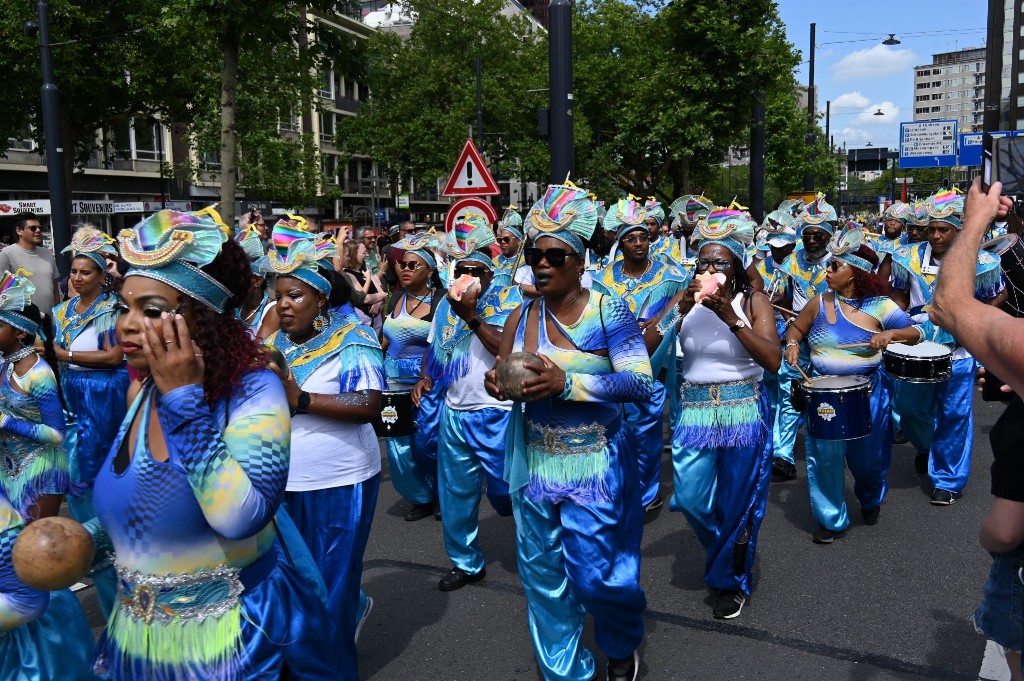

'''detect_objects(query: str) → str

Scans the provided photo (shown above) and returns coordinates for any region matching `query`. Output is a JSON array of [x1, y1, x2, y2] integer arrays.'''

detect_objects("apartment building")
[[912, 47, 986, 133]]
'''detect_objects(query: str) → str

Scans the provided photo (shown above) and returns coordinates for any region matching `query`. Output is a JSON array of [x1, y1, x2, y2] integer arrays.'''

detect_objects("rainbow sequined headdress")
[[884, 201, 913, 224], [256, 223, 330, 294], [118, 211, 231, 312], [0, 269, 37, 335], [923, 190, 964, 229], [235, 227, 265, 264], [693, 203, 756, 261], [497, 207, 523, 240], [525, 182, 598, 254], [828, 226, 873, 272], [441, 212, 496, 269], [799, 193, 838, 232], [669, 195, 712, 229], [645, 197, 665, 227], [604, 197, 648, 242], [62, 226, 116, 271], [400, 229, 442, 270]]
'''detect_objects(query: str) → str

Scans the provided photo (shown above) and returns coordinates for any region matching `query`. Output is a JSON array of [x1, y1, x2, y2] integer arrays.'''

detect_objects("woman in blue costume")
[[51, 227, 127, 615], [670, 205, 781, 620], [234, 227, 280, 342], [783, 228, 914, 544], [260, 223, 385, 680], [0, 488, 96, 679], [382, 231, 444, 521], [81, 210, 338, 679], [0, 270, 71, 522], [486, 182, 653, 681]]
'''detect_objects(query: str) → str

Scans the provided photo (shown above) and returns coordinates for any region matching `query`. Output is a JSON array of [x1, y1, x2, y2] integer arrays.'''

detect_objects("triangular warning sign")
[[441, 139, 501, 197]]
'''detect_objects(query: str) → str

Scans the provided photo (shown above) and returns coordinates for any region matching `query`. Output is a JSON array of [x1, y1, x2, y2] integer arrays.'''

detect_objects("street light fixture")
[[882, 34, 901, 46], [873, 109, 885, 116]]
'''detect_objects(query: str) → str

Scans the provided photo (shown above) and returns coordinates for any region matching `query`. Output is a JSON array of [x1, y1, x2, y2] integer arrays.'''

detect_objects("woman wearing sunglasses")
[[671, 206, 781, 621], [486, 182, 653, 681], [783, 228, 914, 545], [381, 232, 445, 522]]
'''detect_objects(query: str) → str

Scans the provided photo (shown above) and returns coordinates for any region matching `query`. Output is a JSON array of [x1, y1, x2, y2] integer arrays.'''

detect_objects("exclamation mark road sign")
[[465, 161, 474, 186]]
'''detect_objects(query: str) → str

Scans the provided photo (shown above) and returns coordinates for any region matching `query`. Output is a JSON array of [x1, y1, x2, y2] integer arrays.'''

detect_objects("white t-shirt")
[[427, 320, 511, 412], [67, 326, 103, 372], [680, 295, 763, 384], [287, 354, 382, 492], [514, 266, 534, 287]]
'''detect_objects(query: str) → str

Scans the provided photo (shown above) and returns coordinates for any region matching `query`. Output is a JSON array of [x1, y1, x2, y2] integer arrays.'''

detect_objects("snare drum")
[[372, 380, 415, 437], [983, 234, 1024, 317], [882, 341, 952, 383], [803, 375, 872, 440]]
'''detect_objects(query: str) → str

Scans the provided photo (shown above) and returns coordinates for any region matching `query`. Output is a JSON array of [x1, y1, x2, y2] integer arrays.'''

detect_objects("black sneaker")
[[438, 567, 486, 592], [914, 452, 928, 475], [893, 428, 908, 444], [712, 590, 746, 619], [403, 502, 436, 522], [606, 650, 639, 681], [930, 489, 962, 506], [644, 495, 664, 514], [812, 526, 845, 544], [771, 458, 797, 480], [862, 505, 880, 526]]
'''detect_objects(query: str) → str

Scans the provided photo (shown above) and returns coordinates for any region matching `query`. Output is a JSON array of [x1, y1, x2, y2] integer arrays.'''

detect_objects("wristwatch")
[[468, 318, 482, 331], [296, 391, 312, 413], [729, 320, 748, 334]]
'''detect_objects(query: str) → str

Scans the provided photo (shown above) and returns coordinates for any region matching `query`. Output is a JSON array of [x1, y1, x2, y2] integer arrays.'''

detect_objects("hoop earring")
[[313, 302, 330, 332]]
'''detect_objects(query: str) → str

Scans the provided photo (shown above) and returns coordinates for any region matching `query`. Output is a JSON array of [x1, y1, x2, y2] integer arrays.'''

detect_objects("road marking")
[[978, 640, 1011, 681]]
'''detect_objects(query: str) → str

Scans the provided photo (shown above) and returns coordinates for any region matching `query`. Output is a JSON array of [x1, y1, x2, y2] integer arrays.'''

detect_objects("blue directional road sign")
[[374, 207, 389, 224], [958, 130, 1024, 167], [900, 120, 958, 168]]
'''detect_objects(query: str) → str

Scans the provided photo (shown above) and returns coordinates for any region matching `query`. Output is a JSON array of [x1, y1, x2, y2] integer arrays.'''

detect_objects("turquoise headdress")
[[525, 181, 599, 255], [604, 196, 649, 242], [62, 226, 117, 271], [0, 269, 38, 335], [256, 223, 331, 294], [234, 226, 265, 264], [693, 203, 756, 261], [778, 198, 804, 218], [756, 210, 798, 251], [313, 233, 337, 264], [595, 201, 607, 226], [400, 229, 442, 270], [441, 212, 496, 270], [118, 210, 231, 312], [497, 207, 523, 241], [884, 201, 913, 224], [645, 197, 665, 227], [799, 194, 839, 234], [828, 226, 873, 272], [923, 189, 964, 229], [669, 194, 713, 230]]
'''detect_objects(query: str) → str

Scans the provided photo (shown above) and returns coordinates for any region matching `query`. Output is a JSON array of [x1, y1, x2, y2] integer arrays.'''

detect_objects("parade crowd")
[[0, 176, 1019, 681]]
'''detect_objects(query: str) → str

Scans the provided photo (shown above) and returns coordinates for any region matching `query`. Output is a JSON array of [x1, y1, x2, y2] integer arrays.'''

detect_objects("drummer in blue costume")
[[783, 228, 914, 543], [772, 194, 836, 480], [85, 210, 337, 679], [670, 204, 781, 619], [582, 201, 614, 286], [645, 197, 672, 261], [493, 207, 537, 296], [382, 230, 444, 521], [413, 213, 522, 591], [663, 194, 713, 276], [261, 223, 385, 677], [889, 190, 1006, 505], [593, 196, 688, 514], [877, 202, 911, 255], [0, 488, 96, 679], [234, 226, 280, 341], [487, 180, 652, 681]]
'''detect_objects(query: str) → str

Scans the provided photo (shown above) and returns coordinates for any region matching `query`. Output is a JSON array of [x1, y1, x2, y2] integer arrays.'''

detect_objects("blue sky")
[[775, 0, 986, 151]]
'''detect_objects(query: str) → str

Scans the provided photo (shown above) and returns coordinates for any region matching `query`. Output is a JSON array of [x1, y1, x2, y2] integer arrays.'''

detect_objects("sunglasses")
[[525, 247, 574, 268], [496, 236, 515, 244], [827, 261, 849, 272], [21, 225, 42, 232], [398, 261, 426, 271], [454, 266, 488, 278], [621, 233, 650, 245], [696, 258, 732, 271]]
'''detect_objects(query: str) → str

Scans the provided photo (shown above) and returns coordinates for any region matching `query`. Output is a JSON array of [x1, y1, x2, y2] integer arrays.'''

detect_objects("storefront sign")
[[71, 200, 114, 215], [0, 200, 51, 216], [113, 202, 145, 213]]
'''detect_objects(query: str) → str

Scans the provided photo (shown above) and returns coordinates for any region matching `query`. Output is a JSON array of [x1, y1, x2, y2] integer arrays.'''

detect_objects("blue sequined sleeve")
[[563, 295, 654, 403], [0, 361, 65, 446], [156, 369, 290, 541], [337, 343, 387, 394], [0, 493, 47, 631], [637, 279, 685, 323]]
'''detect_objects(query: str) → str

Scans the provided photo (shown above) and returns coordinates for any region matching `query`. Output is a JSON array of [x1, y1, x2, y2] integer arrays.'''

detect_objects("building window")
[[320, 69, 334, 99], [932, 81, 941, 87], [322, 154, 338, 184], [931, 106, 941, 112], [916, 70, 927, 78], [108, 117, 164, 161], [279, 107, 299, 132], [319, 112, 335, 142], [916, 95, 929, 102], [916, 107, 928, 114], [917, 83, 930, 90], [6, 125, 34, 152], [931, 93, 942, 100]]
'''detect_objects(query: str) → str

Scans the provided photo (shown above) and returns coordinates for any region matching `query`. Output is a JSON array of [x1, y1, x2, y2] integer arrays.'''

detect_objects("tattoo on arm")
[[334, 389, 371, 407]]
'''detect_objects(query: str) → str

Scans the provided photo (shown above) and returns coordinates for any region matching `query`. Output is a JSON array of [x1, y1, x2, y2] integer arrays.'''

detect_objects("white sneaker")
[[354, 595, 374, 643]]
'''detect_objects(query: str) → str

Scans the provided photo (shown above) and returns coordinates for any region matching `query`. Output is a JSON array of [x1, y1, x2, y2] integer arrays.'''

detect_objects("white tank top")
[[679, 292, 764, 384]]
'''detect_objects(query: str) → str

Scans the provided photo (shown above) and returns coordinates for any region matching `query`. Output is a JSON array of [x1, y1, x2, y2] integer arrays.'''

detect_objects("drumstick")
[[834, 340, 907, 349], [771, 303, 797, 318], [793, 363, 813, 386]]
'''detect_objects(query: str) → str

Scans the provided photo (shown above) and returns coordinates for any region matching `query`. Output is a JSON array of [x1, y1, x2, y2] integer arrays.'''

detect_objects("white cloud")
[[852, 100, 900, 126], [839, 127, 873, 147], [832, 91, 871, 110], [831, 44, 917, 82]]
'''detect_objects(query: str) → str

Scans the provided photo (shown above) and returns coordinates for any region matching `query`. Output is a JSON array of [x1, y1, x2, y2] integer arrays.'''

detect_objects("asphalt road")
[[77, 395, 1007, 680]]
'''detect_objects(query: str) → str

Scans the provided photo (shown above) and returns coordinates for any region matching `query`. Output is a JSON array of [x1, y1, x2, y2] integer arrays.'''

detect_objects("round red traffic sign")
[[444, 197, 498, 232]]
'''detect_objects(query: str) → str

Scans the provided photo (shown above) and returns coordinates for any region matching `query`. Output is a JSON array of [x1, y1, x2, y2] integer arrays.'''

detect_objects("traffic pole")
[[548, 0, 574, 184]]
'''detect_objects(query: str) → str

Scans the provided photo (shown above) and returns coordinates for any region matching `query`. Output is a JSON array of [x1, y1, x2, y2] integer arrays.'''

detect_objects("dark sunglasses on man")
[[525, 247, 575, 268], [454, 265, 488, 278]]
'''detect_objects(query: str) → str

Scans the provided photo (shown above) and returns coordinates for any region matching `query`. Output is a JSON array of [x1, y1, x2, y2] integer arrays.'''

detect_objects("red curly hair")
[[847, 246, 887, 299]]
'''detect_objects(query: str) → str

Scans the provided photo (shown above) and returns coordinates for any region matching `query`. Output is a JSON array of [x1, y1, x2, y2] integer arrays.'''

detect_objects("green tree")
[[336, 0, 550, 196]]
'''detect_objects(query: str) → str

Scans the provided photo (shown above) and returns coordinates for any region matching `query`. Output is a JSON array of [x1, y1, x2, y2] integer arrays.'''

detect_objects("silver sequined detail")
[[525, 420, 608, 457], [681, 378, 759, 408], [0, 445, 42, 481], [115, 562, 244, 624]]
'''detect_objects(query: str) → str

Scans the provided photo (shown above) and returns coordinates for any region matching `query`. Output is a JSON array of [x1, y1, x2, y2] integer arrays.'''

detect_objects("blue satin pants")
[[890, 356, 975, 493], [285, 473, 380, 681], [0, 589, 96, 680], [624, 381, 666, 507], [669, 390, 773, 595], [805, 373, 891, 532], [669, 357, 685, 431], [413, 384, 445, 462], [385, 435, 437, 505], [437, 406, 512, 575], [513, 428, 646, 681], [773, 342, 810, 465]]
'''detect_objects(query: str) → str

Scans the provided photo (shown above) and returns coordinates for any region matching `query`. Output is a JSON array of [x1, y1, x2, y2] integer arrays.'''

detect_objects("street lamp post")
[[804, 22, 816, 193], [548, 0, 574, 183]]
